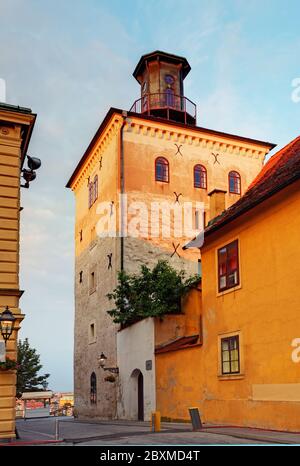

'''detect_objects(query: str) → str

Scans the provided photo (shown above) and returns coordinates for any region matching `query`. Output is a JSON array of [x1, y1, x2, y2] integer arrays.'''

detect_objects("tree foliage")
[[107, 260, 199, 325], [16, 338, 50, 398]]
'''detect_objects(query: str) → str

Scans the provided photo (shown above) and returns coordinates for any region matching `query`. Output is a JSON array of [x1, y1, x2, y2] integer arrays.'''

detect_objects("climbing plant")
[[107, 260, 199, 326]]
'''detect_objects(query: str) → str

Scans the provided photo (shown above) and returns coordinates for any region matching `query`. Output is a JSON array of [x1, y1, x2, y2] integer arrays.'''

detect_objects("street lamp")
[[98, 352, 107, 368], [0, 306, 16, 345], [98, 352, 119, 374], [21, 155, 42, 189]]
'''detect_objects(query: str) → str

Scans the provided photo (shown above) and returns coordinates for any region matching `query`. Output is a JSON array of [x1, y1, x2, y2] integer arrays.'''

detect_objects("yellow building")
[[67, 51, 275, 421], [156, 135, 300, 431], [0, 103, 36, 440]]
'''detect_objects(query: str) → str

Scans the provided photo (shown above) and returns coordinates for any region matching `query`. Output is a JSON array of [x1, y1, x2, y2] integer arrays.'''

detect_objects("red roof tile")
[[205, 135, 300, 238], [155, 335, 199, 354]]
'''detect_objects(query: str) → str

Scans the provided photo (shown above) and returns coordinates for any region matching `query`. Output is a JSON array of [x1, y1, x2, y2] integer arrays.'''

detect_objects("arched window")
[[165, 88, 175, 107], [229, 171, 241, 194], [155, 157, 169, 182], [194, 164, 207, 189], [88, 182, 93, 208], [90, 372, 97, 405], [93, 175, 98, 202]]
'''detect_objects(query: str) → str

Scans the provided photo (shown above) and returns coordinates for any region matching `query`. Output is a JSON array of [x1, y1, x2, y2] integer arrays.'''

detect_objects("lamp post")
[[21, 155, 42, 189], [98, 352, 119, 374], [0, 306, 16, 346]]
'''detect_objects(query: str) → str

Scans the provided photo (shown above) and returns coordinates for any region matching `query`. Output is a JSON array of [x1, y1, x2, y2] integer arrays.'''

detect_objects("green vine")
[[107, 260, 199, 326]]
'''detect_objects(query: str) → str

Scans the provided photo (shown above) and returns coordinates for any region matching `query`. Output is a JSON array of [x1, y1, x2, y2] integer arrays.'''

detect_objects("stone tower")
[[67, 51, 274, 420]]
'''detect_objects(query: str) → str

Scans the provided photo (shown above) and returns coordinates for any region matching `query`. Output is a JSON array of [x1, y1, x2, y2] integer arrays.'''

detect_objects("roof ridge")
[[248, 135, 300, 190], [205, 135, 300, 237]]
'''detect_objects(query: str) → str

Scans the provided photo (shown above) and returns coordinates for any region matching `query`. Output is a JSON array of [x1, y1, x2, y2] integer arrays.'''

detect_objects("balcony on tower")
[[130, 51, 197, 126]]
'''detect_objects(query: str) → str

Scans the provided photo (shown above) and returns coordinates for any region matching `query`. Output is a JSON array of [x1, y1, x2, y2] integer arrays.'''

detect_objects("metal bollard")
[[55, 418, 59, 440], [151, 411, 161, 432]]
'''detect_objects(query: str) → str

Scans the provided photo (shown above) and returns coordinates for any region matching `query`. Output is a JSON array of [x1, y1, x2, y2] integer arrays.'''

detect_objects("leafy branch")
[[107, 260, 199, 326]]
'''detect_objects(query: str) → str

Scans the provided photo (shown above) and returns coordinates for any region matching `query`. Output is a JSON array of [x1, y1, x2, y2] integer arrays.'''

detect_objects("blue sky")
[[0, 0, 299, 390]]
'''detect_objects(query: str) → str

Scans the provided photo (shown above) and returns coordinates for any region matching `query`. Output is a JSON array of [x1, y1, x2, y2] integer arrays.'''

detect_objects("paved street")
[[11, 417, 300, 445]]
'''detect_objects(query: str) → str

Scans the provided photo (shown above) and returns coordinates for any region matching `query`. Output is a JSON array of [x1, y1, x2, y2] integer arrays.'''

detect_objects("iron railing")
[[129, 93, 196, 124]]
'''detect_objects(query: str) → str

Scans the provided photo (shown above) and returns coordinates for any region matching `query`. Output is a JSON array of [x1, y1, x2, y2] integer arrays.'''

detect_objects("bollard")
[[188, 407, 202, 431], [151, 411, 161, 432], [55, 418, 59, 440]]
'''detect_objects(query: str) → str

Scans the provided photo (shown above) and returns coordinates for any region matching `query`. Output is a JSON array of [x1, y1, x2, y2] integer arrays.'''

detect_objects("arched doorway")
[[130, 369, 144, 421], [137, 371, 144, 421]]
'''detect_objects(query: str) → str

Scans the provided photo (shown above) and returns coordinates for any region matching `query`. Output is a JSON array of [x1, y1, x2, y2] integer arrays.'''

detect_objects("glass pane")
[[219, 275, 226, 289], [163, 166, 167, 180], [231, 360, 239, 373], [230, 177, 235, 192], [222, 339, 229, 351], [227, 272, 238, 286], [222, 362, 230, 374], [231, 349, 238, 360], [222, 350, 230, 362]]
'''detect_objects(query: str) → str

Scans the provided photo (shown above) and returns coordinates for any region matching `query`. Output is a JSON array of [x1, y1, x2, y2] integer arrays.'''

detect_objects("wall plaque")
[[145, 360, 152, 371]]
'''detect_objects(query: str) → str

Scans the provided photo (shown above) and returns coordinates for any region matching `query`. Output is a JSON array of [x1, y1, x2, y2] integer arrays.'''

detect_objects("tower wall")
[[73, 117, 122, 418], [69, 108, 273, 421]]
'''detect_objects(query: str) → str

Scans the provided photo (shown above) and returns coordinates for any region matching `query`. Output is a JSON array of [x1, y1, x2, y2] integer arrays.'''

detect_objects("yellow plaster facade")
[[155, 172, 300, 431], [0, 104, 36, 440]]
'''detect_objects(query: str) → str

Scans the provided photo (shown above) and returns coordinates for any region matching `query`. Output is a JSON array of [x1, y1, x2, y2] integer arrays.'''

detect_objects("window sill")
[[218, 373, 245, 381], [217, 283, 242, 297]]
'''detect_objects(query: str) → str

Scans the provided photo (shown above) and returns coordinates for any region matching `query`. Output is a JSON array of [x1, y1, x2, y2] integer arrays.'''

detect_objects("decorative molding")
[[0, 288, 24, 298], [0, 126, 10, 136], [72, 117, 122, 190], [123, 121, 268, 158], [72, 116, 269, 190]]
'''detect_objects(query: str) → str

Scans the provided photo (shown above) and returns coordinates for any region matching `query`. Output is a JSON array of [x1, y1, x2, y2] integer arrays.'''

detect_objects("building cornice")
[[0, 288, 24, 298], [0, 108, 36, 166], [123, 117, 272, 159], [66, 107, 276, 191], [67, 113, 123, 191]]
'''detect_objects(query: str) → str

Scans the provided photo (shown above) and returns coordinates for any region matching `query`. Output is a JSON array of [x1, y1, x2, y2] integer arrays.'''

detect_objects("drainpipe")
[[120, 111, 128, 271]]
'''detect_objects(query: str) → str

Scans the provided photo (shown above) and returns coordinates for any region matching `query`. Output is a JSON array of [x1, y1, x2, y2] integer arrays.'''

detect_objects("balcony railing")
[[129, 93, 196, 125]]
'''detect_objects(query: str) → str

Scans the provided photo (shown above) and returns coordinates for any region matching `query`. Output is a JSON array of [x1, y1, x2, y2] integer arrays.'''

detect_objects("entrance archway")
[[130, 369, 144, 421], [137, 371, 144, 421]]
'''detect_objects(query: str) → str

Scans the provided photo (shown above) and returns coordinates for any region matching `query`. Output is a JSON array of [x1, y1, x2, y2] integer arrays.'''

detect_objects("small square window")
[[221, 335, 240, 375], [79, 271, 83, 283], [218, 240, 239, 292]]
